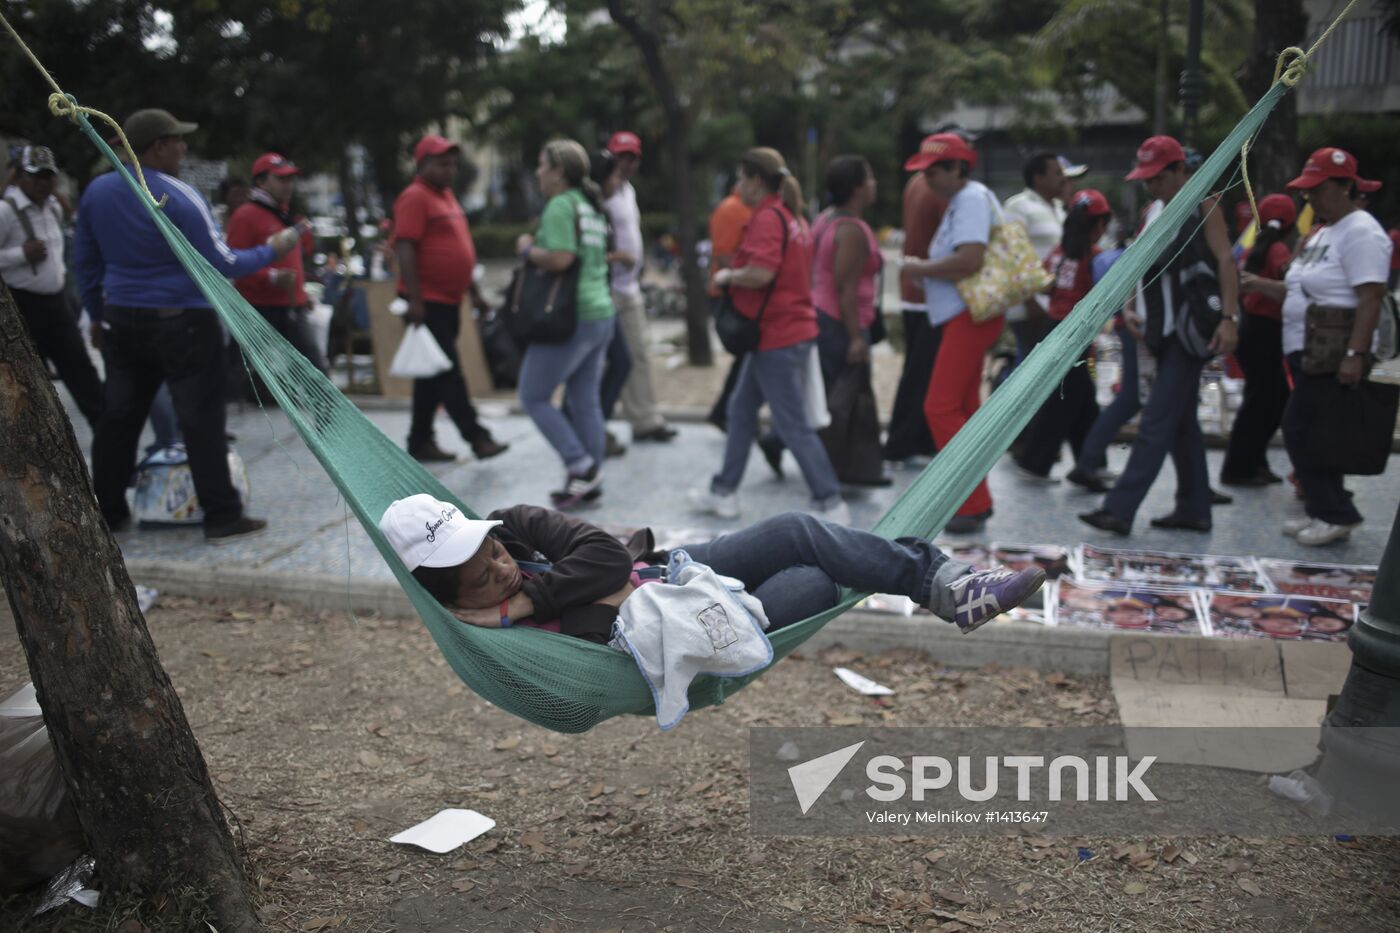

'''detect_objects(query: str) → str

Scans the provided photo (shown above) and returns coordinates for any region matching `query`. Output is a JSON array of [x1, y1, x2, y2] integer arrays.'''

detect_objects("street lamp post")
[[1180, 0, 1204, 146]]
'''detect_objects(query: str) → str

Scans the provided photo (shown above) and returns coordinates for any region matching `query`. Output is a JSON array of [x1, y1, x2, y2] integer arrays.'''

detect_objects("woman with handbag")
[[1223, 193, 1297, 487], [691, 147, 849, 524], [1013, 189, 1113, 482], [514, 139, 618, 508], [1264, 148, 1395, 546], [898, 133, 1006, 535]]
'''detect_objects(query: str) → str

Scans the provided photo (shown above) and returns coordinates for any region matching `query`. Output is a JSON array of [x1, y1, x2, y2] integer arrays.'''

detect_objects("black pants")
[[229, 305, 329, 403], [883, 310, 941, 460], [1282, 353, 1363, 526], [1221, 314, 1289, 482], [92, 307, 242, 529], [1015, 338, 1100, 477], [11, 286, 104, 428], [408, 301, 488, 448]]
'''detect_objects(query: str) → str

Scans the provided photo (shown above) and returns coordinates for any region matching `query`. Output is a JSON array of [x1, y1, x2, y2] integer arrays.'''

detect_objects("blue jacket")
[[73, 167, 275, 319]]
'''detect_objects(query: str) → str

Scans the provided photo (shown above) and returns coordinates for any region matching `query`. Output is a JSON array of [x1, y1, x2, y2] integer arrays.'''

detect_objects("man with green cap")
[[74, 108, 297, 543]]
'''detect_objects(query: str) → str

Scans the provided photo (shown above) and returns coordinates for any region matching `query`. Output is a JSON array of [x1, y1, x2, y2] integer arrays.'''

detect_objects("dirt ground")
[[2, 596, 1398, 932]]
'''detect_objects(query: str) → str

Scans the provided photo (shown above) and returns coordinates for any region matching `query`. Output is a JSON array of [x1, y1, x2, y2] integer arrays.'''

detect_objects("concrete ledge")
[[126, 561, 1113, 676]]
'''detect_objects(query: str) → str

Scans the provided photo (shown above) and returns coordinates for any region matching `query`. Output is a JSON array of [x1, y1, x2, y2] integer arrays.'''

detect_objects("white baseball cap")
[[378, 494, 501, 571]]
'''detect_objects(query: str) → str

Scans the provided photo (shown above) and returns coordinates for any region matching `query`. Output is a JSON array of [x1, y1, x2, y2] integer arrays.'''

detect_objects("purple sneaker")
[[947, 567, 1047, 633]]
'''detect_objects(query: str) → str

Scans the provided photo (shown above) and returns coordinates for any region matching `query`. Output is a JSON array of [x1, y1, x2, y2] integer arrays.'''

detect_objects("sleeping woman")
[[378, 494, 1046, 643]]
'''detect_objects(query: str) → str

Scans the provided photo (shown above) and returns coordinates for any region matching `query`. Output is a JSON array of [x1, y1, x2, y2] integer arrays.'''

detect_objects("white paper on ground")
[[135, 585, 159, 614], [834, 667, 894, 696], [71, 890, 99, 908], [390, 808, 495, 854]]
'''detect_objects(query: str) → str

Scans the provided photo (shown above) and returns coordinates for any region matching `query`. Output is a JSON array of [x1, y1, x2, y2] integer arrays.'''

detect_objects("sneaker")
[[205, 516, 268, 544], [944, 509, 992, 535], [1281, 517, 1312, 537], [551, 467, 602, 510], [1014, 464, 1061, 485], [634, 424, 678, 443], [688, 485, 740, 520], [1297, 520, 1361, 547], [813, 498, 853, 526], [1066, 467, 1109, 493], [758, 433, 785, 479], [945, 566, 1047, 633], [409, 441, 456, 463], [470, 436, 509, 460]]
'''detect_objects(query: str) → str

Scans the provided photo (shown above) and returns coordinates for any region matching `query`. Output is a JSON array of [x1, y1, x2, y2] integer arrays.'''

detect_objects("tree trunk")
[[1154, 0, 1169, 135], [608, 0, 714, 366], [1239, 0, 1308, 193], [0, 285, 261, 932]]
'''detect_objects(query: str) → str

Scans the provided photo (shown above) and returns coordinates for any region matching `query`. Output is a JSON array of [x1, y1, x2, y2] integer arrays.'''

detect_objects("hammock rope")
[[0, 8, 1351, 732]]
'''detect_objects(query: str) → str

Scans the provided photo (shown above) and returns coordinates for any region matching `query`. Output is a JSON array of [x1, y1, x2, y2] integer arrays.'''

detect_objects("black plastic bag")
[[1299, 379, 1400, 476], [0, 684, 84, 893], [478, 308, 523, 389], [820, 363, 886, 486]]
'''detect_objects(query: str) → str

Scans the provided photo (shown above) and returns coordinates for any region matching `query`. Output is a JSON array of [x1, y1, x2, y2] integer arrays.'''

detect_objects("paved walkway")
[[53, 385, 1399, 585]]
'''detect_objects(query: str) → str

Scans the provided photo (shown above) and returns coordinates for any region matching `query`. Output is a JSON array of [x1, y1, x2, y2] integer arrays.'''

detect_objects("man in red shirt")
[[883, 170, 948, 462], [226, 153, 326, 402], [393, 135, 506, 463]]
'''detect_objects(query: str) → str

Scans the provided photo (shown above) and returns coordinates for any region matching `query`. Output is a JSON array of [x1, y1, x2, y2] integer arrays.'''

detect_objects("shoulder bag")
[[506, 201, 582, 345], [714, 207, 788, 356], [956, 188, 1053, 324]]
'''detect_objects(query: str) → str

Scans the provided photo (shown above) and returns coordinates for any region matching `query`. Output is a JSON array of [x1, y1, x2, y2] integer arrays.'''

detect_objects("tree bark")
[[0, 285, 261, 932], [1239, 0, 1308, 193], [607, 0, 714, 366]]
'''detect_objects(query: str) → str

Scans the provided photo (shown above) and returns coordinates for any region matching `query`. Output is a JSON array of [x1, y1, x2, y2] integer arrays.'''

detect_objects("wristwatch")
[[1344, 348, 1364, 358]]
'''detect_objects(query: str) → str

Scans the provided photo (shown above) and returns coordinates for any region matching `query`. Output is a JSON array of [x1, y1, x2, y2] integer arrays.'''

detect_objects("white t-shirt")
[[923, 180, 997, 327], [1002, 188, 1064, 262], [604, 181, 643, 297], [1281, 209, 1392, 355]]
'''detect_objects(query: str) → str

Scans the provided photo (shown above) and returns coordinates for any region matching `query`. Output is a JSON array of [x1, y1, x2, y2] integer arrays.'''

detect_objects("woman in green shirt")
[[516, 139, 618, 507]]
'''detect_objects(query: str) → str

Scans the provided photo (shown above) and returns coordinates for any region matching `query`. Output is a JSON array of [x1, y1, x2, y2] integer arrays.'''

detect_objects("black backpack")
[[1141, 205, 1222, 361]]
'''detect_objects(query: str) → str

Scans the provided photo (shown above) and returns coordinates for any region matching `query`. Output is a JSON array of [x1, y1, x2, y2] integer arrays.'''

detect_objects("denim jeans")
[[814, 313, 871, 386], [1077, 322, 1141, 474], [92, 307, 243, 530], [1103, 339, 1209, 525], [519, 317, 614, 473], [714, 340, 842, 502], [596, 314, 633, 421], [680, 512, 970, 630]]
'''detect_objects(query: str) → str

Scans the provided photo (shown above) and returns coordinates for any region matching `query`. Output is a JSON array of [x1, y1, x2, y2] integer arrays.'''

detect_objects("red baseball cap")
[[414, 135, 459, 163], [903, 133, 978, 172], [1287, 147, 1379, 192], [1256, 193, 1298, 229], [1125, 135, 1186, 181], [1067, 188, 1112, 217], [251, 152, 300, 178], [607, 131, 642, 156]]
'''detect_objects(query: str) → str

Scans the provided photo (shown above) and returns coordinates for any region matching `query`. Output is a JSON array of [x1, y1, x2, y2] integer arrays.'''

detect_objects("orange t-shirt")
[[708, 190, 753, 297]]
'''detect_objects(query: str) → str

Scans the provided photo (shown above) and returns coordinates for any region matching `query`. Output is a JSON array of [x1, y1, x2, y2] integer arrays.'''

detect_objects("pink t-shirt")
[[810, 210, 882, 330]]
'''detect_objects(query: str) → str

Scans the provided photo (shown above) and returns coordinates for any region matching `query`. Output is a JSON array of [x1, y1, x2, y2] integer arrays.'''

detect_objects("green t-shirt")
[[536, 189, 615, 322]]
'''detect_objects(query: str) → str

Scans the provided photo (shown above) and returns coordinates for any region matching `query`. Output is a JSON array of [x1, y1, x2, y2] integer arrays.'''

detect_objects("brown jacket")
[[486, 505, 662, 644]]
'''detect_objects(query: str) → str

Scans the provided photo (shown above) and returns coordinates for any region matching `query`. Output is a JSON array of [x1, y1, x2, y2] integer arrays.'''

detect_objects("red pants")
[[923, 310, 1005, 516]]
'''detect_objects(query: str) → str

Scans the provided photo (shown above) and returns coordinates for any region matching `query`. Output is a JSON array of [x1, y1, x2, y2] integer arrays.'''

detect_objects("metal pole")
[[1180, 0, 1204, 145]]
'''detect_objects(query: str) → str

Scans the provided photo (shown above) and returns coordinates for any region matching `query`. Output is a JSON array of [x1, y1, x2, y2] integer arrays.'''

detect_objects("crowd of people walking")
[[4, 106, 1396, 550]]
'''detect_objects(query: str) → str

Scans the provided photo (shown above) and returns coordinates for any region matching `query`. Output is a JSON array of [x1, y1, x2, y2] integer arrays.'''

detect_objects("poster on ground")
[[1256, 559, 1376, 603], [1202, 591, 1356, 643], [1049, 579, 1206, 635], [1074, 544, 1267, 592]]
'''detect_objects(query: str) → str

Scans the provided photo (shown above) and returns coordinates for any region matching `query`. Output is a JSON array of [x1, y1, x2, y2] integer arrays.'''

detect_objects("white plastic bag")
[[389, 324, 452, 379], [0, 684, 84, 893], [802, 342, 831, 430]]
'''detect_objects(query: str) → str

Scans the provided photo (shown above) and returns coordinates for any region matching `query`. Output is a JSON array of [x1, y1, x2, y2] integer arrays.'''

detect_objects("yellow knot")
[[1275, 46, 1308, 87], [47, 92, 74, 118]]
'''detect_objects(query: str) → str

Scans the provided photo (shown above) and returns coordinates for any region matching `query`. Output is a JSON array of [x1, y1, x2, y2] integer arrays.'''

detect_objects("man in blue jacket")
[[75, 108, 296, 542]]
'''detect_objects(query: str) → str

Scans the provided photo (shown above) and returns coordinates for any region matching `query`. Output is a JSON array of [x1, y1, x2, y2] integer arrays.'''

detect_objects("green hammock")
[[66, 84, 1290, 734]]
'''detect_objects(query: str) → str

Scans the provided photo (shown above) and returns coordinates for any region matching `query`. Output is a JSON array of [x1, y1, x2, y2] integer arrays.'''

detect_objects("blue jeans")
[[680, 513, 970, 630], [1103, 340, 1209, 525], [1076, 322, 1141, 474], [714, 340, 842, 502], [519, 317, 614, 473]]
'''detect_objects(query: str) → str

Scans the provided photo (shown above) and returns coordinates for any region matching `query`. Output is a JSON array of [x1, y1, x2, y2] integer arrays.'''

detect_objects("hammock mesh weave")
[[73, 83, 1288, 733]]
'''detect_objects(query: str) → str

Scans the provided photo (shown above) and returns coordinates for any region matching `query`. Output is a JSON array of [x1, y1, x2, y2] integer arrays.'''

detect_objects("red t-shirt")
[[392, 177, 476, 305], [731, 196, 818, 351], [1389, 229, 1400, 271], [900, 174, 948, 305], [226, 197, 307, 308], [1044, 246, 1101, 321], [1241, 240, 1292, 321]]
